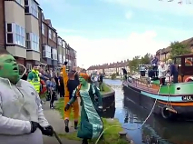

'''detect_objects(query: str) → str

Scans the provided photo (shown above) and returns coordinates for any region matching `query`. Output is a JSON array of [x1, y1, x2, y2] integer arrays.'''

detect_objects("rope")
[[18, 63, 27, 78], [95, 82, 159, 144]]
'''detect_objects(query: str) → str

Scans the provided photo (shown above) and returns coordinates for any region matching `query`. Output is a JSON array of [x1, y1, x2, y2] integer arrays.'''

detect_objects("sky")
[[39, 0, 193, 68]]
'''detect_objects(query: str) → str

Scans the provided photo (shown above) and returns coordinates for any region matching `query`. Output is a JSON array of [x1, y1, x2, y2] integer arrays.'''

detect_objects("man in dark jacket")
[[151, 55, 159, 77], [168, 59, 178, 83]]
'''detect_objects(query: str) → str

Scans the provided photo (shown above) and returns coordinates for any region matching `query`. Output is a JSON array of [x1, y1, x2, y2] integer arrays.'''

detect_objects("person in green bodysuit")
[[65, 72, 104, 144], [0, 49, 54, 144]]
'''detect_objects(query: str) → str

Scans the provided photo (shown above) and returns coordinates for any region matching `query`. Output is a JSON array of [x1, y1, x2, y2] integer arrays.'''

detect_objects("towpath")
[[42, 100, 81, 144]]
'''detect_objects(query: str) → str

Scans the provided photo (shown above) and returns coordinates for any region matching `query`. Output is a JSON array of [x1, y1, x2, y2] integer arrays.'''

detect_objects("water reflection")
[[123, 95, 193, 144], [104, 79, 193, 144]]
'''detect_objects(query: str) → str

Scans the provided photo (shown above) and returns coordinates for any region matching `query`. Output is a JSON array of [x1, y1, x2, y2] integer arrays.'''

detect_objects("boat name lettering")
[[182, 96, 193, 101]]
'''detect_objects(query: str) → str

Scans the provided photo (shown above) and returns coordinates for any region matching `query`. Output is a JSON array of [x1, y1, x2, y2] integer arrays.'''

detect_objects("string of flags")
[[158, 0, 192, 4]]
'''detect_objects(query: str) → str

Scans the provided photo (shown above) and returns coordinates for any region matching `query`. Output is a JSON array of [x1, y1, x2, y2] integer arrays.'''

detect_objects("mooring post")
[[119, 131, 127, 139]]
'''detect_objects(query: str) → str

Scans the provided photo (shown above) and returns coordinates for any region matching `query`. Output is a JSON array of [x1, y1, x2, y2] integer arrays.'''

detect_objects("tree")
[[140, 53, 152, 64], [170, 41, 191, 58], [128, 56, 140, 73], [111, 73, 116, 80]]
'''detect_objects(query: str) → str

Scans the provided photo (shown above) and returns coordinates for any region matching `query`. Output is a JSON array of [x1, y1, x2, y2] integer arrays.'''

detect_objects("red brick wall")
[[0, 0, 5, 49], [16, 57, 25, 65]]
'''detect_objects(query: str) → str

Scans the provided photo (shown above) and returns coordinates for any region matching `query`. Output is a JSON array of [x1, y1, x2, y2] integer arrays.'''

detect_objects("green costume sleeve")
[[94, 86, 103, 107], [68, 89, 77, 105]]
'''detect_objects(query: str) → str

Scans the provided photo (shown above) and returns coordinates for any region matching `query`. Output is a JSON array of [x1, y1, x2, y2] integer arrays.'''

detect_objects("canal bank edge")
[[55, 98, 129, 144], [103, 83, 135, 144], [101, 83, 115, 110]]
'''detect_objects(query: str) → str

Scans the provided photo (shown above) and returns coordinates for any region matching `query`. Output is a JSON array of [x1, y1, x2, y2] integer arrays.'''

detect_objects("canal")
[[104, 79, 193, 144]]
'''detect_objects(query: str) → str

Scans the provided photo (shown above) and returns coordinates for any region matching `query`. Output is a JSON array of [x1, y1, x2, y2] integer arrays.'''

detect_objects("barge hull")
[[123, 84, 193, 119]]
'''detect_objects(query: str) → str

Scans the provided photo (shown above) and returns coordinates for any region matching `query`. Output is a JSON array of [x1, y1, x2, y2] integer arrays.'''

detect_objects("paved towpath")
[[42, 99, 81, 144]]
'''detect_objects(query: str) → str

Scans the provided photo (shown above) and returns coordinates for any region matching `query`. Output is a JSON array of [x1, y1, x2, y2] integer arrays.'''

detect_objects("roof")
[[87, 60, 129, 70], [156, 37, 193, 54], [44, 19, 57, 31]]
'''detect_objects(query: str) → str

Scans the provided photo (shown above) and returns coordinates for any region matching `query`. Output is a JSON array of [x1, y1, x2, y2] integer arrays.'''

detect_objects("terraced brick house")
[[0, 0, 77, 70], [156, 37, 193, 61], [4, 0, 26, 65], [57, 36, 67, 66], [40, 11, 58, 69], [25, 0, 40, 69], [87, 60, 129, 76]]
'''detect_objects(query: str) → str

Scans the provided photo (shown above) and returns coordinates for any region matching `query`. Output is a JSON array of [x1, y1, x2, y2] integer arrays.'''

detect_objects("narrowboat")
[[123, 54, 193, 120]]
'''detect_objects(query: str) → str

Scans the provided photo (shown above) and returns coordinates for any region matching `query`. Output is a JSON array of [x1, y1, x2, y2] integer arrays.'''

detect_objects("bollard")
[[119, 131, 127, 139]]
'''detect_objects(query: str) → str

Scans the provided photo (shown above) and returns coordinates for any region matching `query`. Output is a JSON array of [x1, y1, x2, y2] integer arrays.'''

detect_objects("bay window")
[[6, 23, 25, 47], [25, 0, 38, 18], [43, 45, 51, 58], [26, 33, 39, 52], [58, 38, 62, 46], [16, 0, 23, 6], [52, 48, 57, 60]]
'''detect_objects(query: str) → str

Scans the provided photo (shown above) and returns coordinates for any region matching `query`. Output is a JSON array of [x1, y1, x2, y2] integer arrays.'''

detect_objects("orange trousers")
[[64, 96, 79, 121]]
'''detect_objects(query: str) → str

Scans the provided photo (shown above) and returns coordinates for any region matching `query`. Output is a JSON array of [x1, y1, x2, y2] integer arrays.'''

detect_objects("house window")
[[6, 23, 25, 47], [49, 29, 51, 39], [25, 0, 38, 18], [43, 45, 51, 58], [15, 24, 25, 47], [26, 63, 32, 70], [52, 48, 57, 60], [31, 33, 39, 52], [63, 41, 66, 48], [58, 38, 63, 46], [26, 33, 39, 52], [57, 38, 60, 45], [31, 0, 38, 18], [26, 33, 30, 49], [185, 57, 193, 66], [24, 0, 29, 13], [42, 23, 45, 35], [16, 0, 23, 6], [6, 23, 14, 43]]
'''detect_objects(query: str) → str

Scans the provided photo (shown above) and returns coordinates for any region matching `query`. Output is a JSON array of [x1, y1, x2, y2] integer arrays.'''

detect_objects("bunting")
[[158, 0, 192, 4]]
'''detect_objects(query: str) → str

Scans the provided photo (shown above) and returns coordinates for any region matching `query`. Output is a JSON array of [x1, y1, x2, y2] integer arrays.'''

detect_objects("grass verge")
[[100, 83, 111, 94], [55, 98, 129, 144]]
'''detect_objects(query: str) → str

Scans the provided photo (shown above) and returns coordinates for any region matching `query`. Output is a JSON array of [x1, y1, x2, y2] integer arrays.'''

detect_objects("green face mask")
[[79, 76, 87, 85], [0, 54, 20, 84]]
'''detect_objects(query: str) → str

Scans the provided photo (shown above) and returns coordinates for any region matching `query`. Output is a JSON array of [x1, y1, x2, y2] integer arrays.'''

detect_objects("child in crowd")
[[47, 77, 57, 109]]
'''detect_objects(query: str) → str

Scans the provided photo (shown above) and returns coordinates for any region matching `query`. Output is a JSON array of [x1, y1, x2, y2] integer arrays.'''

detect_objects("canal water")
[[104, 79, 193, 144]]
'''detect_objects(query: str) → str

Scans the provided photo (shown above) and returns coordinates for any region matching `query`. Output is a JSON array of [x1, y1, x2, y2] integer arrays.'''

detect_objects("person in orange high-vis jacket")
[[62, 62, 79, 133]]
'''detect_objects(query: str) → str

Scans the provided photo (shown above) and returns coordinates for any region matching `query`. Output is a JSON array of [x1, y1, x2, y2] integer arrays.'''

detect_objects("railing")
[[132, 77, 151, 91]]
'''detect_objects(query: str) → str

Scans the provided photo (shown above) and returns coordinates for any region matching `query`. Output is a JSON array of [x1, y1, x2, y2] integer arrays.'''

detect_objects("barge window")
[[185, 57, 193, 66]]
